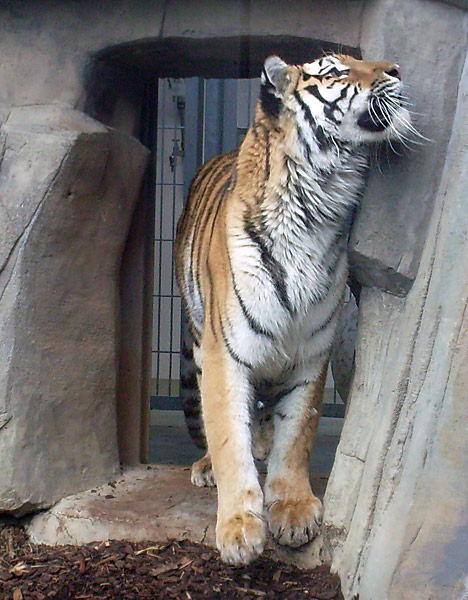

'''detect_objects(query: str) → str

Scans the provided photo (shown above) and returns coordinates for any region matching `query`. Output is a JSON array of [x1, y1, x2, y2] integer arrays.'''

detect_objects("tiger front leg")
[[201, 334, 266, 565], [265, 368, 327, 548]]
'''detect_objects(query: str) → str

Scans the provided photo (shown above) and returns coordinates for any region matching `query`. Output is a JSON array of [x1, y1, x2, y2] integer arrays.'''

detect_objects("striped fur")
[[175, 54, 410, 564]]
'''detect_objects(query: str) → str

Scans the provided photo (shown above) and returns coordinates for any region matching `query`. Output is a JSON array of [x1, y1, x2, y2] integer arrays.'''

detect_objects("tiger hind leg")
[[251, 412, 274, 461], [265, 367, 327, 548], [191, 452, 216, 487]]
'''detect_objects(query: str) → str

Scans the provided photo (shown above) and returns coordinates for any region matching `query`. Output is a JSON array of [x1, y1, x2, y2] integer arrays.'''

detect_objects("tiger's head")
[[260, 54, 410, 146]]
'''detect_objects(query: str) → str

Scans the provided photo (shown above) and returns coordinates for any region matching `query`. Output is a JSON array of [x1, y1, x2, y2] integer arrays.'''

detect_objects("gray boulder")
[[0, 106, 148, 515]]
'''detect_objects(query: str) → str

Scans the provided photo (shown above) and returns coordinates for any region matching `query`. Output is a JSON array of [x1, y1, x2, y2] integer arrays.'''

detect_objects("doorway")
[[149, 76, 346, 472]]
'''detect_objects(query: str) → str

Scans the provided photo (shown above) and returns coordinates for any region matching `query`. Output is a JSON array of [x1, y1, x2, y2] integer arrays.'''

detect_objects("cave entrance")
[[148, 75, 348, 473], [86, 35, 359, 469]]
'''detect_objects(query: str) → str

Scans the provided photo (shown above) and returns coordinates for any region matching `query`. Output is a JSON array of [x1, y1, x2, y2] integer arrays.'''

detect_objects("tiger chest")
[[224, 234, 345, 378]]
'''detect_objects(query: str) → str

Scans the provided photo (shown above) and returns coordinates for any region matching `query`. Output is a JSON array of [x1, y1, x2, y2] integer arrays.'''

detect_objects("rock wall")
[[350, 0, 468, 295], [324, 9, 468, 598], [0, 106, 148, 515], [0, 1, 362, 107]]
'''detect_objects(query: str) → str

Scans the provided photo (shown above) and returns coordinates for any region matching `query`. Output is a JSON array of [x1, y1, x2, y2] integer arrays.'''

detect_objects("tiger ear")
[[262, 56, 290, 96]]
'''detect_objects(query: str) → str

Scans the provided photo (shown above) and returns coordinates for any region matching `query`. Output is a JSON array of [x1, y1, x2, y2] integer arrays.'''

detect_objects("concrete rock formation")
[[324, 35, 468, 600], [0, 106, 148, 515], [349, 0, 468, 296]]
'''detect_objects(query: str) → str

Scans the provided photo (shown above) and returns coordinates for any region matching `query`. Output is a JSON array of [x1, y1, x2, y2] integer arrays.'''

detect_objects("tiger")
[[175, 53, 410, 565]]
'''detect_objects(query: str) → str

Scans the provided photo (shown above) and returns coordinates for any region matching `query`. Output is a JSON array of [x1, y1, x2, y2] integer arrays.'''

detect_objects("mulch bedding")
[[0, 525, 343, 600]]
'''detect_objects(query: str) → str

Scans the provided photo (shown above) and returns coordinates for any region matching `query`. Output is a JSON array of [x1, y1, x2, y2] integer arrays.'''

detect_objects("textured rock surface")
[[324, 43, 468, 600], [330, 292, 358, 403], [27, 466, 218, 547], [0, 106, 148, 516], [0, 1, 362, 107], [350, 0, 468, 296]]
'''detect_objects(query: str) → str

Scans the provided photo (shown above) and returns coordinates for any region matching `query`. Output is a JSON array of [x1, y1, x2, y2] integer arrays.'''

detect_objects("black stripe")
[[244, 216, 292, 313], [180, 371, 198, 390], [316, 251, 347, 301], [294, 90, 316, 129], [227, 248, 276, 340], [264, 129, 271, 183], [207, 177, 231, 247], [295, 121, 314, 164], [252, 124, 260, 141], [254, 125, 270, 206], [189, 321, 201, 346], [181, 340, 193, 361], [315, 125, 334, 152], [181, 296, 202, 345], [304, 84, 329, 104], [294, 90, 337, 153], [260, 83, 282, 119], [191, 168, 229, 295], [323, 231, 348, 277], [308, 301, 342, 338], [347, 85, 360, 109], [291, 169, 348, 230], [186, 153, 235, 301], [183, 404, 202, 419], [188, 153, 233, 215], [304, 83, 350, 124], [205, 262, 218, 342], [219, 316, 253, 369], [193, 176, 231, 342], [193, 162, 231, 243], [183, 389, 206, 450], [253, 380, 310, 410], [231, 278, 276, 340], [285, 171, 324, 232]]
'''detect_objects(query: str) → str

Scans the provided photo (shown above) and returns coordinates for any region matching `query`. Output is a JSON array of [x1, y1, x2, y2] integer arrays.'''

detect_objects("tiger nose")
[[385, 64, 401, 80]]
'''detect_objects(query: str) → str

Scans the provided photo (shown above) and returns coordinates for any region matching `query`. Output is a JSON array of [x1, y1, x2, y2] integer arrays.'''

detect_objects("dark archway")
[[82, 34, 360, 465]]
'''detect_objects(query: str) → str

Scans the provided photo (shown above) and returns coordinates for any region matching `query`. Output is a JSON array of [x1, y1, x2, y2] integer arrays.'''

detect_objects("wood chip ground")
[[0, 525, 343, 599]]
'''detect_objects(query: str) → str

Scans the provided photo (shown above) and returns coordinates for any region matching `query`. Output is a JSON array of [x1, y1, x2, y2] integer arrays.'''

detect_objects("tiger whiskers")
[[374, 94, 431, 147]]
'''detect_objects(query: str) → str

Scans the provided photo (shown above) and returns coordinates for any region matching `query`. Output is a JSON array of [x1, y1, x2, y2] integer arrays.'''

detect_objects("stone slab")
[[28, 466, 218, 548], [28, 465, 328, 568], [163, 0, 362, 48]]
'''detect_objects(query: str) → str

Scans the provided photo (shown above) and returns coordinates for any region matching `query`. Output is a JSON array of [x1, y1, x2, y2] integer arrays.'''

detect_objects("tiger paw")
[[191, 455, 216, 487], [267, 495, 323, 548], [216, 510, 266, 565]]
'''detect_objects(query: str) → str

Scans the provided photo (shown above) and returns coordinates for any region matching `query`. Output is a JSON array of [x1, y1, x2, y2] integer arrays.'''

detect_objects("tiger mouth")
[[357, 96, 396, 132]]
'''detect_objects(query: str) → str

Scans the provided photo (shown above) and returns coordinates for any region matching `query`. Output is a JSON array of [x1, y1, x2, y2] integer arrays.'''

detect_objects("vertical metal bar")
[[168, 90, 179, 397], [204, 79, 222, 162], [222, 79, 239, 154], [184, 78, 204, 196], [155, 79, 166, 396]]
